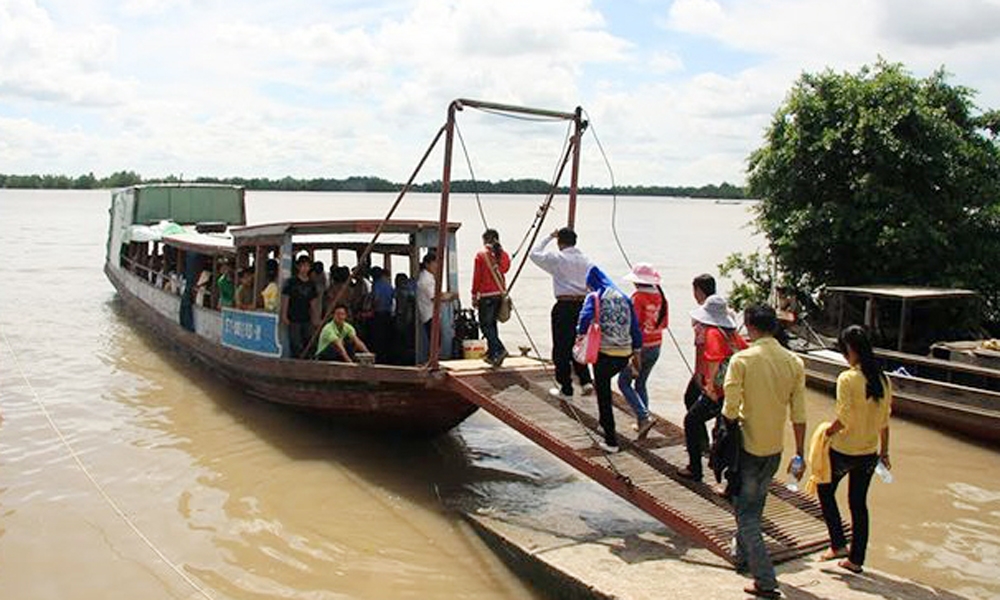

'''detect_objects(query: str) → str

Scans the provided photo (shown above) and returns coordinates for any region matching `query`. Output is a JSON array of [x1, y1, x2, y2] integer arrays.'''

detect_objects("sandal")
[[838, 559, 863, 574], [820, 547, 848, 561], [743, 583, 781, 598]]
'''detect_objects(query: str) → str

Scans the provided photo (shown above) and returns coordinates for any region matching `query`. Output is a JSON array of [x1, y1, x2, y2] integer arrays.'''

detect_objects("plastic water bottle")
[[786, 455, 804, 492], [875, 459, 893, 484]]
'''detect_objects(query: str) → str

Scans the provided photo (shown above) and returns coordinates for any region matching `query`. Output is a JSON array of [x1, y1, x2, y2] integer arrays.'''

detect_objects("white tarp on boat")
[[127, 220, 185, 243]]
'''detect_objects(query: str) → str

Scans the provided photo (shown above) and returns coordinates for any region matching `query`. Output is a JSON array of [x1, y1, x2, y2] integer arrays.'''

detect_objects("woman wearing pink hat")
[[618, 263, 669, 439]]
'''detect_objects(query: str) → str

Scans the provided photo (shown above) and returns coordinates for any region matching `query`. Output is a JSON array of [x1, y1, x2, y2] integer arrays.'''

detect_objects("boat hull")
[[106, 264, 477, 435], [798, 350, 1000, 447]]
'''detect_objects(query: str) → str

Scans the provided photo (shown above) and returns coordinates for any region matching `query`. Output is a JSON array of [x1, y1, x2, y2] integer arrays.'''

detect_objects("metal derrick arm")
[[427, 99, 587, 369]]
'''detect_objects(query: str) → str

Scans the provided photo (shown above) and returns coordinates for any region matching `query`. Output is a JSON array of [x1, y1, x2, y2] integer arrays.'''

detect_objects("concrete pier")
[[460, 489, 966, 599]]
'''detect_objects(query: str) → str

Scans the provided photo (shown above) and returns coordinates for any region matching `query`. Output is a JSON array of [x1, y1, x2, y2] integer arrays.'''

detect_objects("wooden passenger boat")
[[794, 285, 1000, 446], [105, 99, 590, 436], [105, 185, 483, 433]]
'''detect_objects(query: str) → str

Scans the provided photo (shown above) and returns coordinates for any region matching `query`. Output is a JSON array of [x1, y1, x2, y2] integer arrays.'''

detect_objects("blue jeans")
[[477, 296, 506, 360], [735, 450, 781, 591], [618, 345, 660, 421]]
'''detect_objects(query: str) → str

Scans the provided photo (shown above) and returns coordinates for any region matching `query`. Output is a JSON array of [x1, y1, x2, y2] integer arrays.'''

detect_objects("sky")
[[2, 0, 1000, 187]]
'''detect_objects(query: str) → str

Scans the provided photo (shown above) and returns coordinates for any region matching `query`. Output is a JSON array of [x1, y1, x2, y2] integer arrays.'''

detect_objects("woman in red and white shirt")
[[618, 263, 669, 439], [471, 229, 511, 366], [679, 294, 748, 481]]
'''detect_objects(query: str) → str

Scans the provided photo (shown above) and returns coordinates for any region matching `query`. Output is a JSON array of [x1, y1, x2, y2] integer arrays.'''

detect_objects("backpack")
[[712, 330, 741, 391]]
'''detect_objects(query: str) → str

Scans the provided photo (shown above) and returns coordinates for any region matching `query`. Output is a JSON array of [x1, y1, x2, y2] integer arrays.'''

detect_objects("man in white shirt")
[[416, 252, 438, 363], [530, 227, 594, 399]]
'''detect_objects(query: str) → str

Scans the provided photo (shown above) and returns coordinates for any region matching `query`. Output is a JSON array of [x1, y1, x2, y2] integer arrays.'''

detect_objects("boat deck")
[[443, 359, 839, 564]]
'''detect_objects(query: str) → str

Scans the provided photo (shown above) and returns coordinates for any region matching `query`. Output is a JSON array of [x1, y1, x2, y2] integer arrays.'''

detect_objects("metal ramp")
[[442, 357, 841, 564]]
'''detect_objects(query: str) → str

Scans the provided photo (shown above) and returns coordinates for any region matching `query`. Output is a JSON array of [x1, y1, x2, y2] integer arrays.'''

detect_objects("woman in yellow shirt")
[[819, 325, 892, 574]]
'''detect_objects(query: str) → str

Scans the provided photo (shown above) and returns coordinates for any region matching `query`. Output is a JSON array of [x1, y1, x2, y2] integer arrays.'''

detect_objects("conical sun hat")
[[623, 262, 661, 286], [690, 294, 736, 329]]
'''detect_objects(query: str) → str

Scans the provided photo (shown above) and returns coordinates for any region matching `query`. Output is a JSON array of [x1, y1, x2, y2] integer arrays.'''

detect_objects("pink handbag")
[[572, 292, 601, 364]]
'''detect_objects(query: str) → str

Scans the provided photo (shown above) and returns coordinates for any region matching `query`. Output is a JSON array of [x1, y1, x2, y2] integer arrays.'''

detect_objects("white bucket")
[[462, 339, 487, 359]]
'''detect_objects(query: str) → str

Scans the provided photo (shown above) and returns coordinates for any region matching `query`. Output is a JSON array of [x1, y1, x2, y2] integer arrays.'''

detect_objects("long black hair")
[[838, 325, 886, 401], [483, 229, 502, 261]]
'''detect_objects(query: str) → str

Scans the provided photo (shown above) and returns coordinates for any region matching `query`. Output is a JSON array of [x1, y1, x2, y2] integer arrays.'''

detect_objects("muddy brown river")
[[1, 190, 998, 599]]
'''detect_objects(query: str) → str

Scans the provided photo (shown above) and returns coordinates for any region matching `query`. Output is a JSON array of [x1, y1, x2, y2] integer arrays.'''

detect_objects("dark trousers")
[[317, 340, 355, 362], [477, 296, 506, 360], [551, 299, 592, 395], [369, 312, 393, 363], [288, 321, 314, 359], [817, 449, 878, 566], [683, 375, 707, 450], [594, 353, 630, 446], [684, 392, 721, 479]]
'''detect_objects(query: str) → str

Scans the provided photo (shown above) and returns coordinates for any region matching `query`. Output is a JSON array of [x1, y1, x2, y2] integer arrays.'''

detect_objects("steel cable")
[[583, 111, 694, 377], [452, 111, 627, 476]]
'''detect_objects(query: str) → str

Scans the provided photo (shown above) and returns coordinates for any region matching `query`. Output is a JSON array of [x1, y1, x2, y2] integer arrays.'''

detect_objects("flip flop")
[[820, 547, 848, 561], [743, 584, 781, 598], [838, 559, 863, 574]]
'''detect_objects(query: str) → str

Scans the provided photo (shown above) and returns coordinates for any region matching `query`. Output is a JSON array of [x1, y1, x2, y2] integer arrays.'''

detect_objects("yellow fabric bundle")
[[804, 422, 833, 496]]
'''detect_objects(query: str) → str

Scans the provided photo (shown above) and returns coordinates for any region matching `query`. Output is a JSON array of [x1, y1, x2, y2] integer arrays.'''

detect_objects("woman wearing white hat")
[[618, 263, 669, 439], [679, 293, 747, 481]]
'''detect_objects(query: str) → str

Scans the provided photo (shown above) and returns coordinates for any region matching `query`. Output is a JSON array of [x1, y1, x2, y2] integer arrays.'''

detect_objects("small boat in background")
[[792, 285, 1000, 446]]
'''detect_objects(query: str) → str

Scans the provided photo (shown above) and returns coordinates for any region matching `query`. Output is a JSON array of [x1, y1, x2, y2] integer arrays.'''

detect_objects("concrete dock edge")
[[462, 511, 969, 600]]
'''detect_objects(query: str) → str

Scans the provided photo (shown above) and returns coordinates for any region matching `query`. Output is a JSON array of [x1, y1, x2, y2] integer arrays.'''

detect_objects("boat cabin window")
[[232, 221, 461, 365]]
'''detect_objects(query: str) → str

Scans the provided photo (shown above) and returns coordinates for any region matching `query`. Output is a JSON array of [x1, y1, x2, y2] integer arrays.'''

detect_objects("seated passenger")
[[260, 259, 280, 312], [316, 304, 370, 363], [235, 268, 255, 310]]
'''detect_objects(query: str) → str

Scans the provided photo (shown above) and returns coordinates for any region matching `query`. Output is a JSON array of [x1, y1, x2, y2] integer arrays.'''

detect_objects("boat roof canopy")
[[825, 285, 980, 301], [124, 184, 246, 226], [162, 231, 236, 256], [231, 219, 461, 246]]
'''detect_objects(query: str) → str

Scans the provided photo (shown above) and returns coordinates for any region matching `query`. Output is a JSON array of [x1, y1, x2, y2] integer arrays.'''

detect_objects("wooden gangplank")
[[443, 357, 840, 564]]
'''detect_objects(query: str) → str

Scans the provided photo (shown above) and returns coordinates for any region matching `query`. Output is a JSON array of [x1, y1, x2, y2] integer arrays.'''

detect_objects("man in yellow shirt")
[[723, 304, 807, 598]]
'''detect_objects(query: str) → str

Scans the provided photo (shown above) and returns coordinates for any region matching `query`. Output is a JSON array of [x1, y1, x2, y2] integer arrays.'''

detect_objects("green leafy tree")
[[718, 251, 774, 311], [746, 60, 1000, 322]]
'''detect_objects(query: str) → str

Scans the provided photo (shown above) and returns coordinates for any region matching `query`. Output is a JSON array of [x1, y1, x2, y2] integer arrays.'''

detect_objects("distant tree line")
[[0, 171, 748, 199]]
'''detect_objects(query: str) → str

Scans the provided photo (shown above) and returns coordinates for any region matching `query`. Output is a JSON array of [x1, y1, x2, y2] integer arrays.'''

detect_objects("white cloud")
[[649, 51, 684, 74], [878, 0, 1000, 47], [120, 0, 191, 17], [0, 0, 997, 187], [0, 0, 134, 106]]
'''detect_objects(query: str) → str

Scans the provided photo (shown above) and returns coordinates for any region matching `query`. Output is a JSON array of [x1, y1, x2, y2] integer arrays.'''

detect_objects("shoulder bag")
[[572, 292, 602, 365], [483, 249, 512, 323]]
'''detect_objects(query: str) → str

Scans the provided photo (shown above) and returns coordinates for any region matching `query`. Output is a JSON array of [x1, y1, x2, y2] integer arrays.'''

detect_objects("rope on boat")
[[466, 104, 570, 123], [299, 124, 449, 357], [583, 110, 694, 377], [506, 120, 575, 262], [0, 327, 216, 600], [452, 113, 626, 477], [454, 121, 490, 232]]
